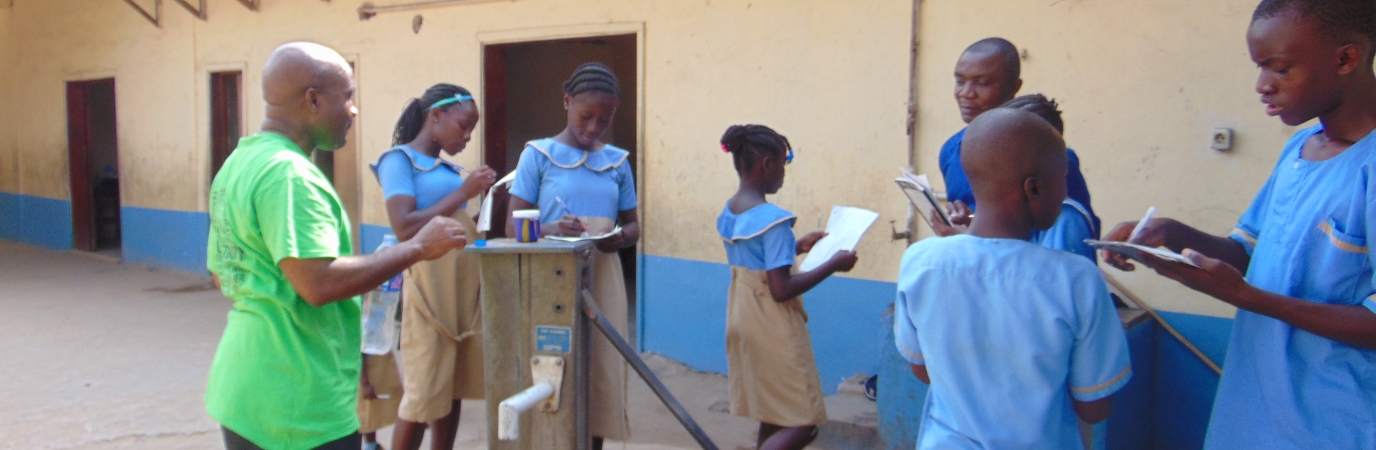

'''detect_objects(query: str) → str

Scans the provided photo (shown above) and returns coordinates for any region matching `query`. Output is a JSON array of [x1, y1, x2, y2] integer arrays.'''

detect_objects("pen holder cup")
[[513, 210, 541, 243]]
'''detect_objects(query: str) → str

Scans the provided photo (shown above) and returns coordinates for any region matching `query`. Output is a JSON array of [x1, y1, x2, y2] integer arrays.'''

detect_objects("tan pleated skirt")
[[726, 266, 827, 427], [356, 352, 403, 433], [582, 216, 631, 440], [397, 212, 486, 422]]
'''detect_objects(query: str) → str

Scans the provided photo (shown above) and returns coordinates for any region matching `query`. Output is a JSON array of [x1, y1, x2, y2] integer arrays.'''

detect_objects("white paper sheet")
[[798, 206, 879, 272], [546, 226, 623, 242], [476, 171, 520, 233]]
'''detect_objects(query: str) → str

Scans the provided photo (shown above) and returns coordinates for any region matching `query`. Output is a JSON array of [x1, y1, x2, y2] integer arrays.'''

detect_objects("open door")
[[67, 78, 120, 254], [483, 34, 640, 325]]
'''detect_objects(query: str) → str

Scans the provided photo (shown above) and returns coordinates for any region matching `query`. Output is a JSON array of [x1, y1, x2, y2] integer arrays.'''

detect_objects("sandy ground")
[[0, 242, 877, 449]]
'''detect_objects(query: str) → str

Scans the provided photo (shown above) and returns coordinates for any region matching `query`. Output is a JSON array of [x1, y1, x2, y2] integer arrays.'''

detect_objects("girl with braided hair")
[[507, 62, 638, 448], [716, 124, 857, 450], [371, 83, 497, 450]]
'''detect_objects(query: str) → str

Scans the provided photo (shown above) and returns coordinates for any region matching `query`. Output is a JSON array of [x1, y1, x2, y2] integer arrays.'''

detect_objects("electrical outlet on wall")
[[1212, 128, 1234, 151]]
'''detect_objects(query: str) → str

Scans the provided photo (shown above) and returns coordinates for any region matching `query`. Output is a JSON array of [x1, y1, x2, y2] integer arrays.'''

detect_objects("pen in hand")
[[554, 196, 589, 237], [1128, 206, 1156, 243]]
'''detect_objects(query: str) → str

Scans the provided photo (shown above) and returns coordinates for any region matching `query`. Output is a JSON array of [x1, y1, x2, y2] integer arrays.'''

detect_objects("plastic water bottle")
[[361, 234, 403, 355]]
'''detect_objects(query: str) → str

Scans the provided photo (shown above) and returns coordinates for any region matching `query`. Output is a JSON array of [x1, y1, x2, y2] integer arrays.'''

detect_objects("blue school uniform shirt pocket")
[[1307, 216, 1370, 304]]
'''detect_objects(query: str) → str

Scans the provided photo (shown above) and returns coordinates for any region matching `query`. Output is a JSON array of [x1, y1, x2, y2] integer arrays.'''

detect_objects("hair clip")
[[721, 143, 730, 153]]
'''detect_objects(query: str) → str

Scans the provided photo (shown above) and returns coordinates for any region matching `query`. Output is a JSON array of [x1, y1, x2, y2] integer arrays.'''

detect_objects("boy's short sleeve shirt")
[[205, 133, 361, 449], [1032, 199, 1098, 263], [893, 235, 1130, 449], [1208, 126, 1376, 449]]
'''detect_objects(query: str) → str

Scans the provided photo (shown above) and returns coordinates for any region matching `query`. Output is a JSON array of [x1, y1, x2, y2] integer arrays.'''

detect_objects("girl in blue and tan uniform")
[[506, 63, 637, 449], [716, 124, 858, 450], [372, 83, 497, 450]]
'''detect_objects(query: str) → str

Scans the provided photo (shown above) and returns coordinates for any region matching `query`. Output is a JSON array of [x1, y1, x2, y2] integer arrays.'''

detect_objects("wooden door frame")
[[66, 78, 118, 252], [477, 22, 647, 345], [66, 81, 95, 251]]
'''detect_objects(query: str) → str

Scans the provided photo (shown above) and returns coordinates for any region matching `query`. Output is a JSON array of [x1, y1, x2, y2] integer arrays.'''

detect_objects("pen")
[[554, 196, 589, 237], [1128, 206, 1156, 243], [817, 213, 823, 232]]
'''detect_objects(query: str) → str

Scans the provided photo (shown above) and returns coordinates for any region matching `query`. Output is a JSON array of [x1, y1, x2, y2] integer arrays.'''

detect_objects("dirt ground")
[[0, 242, 878, 450]]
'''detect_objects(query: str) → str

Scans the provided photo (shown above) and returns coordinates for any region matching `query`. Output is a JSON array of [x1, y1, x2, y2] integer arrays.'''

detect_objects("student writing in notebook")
[[894, 109, 1131, 449], [717, 124, 857, 450], [1103, 0, 1376, 446]]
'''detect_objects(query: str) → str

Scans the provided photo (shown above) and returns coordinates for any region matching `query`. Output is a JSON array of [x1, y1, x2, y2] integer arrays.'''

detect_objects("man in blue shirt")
[[936, 38, 1098, 237]]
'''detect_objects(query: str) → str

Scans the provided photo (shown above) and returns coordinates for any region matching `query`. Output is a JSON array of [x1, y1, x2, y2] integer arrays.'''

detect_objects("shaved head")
[[962, 108, 1067, 229], [263, 42, 353, 105], [260, 42, 356, 151], [963, 37, 1021, 81]]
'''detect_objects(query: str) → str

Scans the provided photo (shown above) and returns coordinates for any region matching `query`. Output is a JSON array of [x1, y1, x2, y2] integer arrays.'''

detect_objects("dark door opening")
[[483, 34, 640, 326], [210, 71, 243, 180], [66, 78, 120, 254]]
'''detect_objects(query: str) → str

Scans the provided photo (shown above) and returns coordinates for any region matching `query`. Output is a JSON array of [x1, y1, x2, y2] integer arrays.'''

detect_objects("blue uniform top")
[[716, 203, 797, 271], [894, 235, 1131, 450], [1205, 125, 1376, 449], [509, 138, 637, 226], [370, 146, 468, 210], [940, 128, 1101, 235], [1031, 199, 1098, 263]]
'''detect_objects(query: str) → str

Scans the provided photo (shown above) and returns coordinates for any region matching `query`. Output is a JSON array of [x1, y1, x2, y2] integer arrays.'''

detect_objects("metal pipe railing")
[[1102, 271, 1223, 375]]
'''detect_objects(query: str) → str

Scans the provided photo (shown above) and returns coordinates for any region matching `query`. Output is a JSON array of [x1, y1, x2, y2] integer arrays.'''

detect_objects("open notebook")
[[895, 169, 951, 232], [1085, 240, 1200, 268]]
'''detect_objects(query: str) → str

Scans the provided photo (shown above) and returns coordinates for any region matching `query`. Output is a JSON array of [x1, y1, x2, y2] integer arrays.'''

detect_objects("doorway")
[[209, 71, 242, 179], [66, 78, 120, 254], [482, 34, 640, 320]]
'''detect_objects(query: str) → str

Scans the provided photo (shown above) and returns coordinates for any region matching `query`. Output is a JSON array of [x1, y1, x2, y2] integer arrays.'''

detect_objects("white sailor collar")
[[718, 203, 797, 243], [526, 138, 630, 172], [368, 145, 466, 180]]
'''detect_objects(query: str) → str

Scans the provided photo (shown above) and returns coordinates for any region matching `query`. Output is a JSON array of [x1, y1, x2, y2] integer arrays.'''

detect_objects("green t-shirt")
[[205, 133, 360, 449]]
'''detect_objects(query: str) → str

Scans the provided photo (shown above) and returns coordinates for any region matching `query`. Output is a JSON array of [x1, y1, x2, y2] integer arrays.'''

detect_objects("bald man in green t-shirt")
[[206, 42, 468, 450]]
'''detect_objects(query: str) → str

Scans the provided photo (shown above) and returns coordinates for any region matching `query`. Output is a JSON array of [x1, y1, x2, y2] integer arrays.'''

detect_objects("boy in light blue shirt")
[[1102, 1, 1376, 447], [895, 109, 1131, 449]]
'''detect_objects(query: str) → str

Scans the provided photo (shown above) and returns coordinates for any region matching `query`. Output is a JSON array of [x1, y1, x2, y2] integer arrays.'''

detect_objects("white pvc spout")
[[497, 382, 556, 440]]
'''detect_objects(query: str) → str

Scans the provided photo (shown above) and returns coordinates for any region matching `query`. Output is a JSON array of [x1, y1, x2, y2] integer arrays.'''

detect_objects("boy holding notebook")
[[894, 108, 1131, 449]]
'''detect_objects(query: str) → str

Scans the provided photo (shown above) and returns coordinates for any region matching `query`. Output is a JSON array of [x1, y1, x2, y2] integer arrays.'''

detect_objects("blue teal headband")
[[427, 94, 473, 111]]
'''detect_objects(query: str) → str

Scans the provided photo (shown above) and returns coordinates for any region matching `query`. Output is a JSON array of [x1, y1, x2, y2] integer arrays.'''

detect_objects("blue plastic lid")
[[475, 239, 487, 247]]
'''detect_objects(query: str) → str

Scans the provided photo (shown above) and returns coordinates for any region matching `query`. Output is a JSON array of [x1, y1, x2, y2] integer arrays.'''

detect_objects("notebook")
[[895, 169, 952, 231], [1084, 240, 1200, 268]]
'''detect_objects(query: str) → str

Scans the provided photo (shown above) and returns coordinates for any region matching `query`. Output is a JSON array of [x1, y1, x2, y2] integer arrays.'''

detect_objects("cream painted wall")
[[1, 0, 915, 282], [0, 5, 15, 194], [912, 0, 1301, 317], [5, 0, 199, 208]]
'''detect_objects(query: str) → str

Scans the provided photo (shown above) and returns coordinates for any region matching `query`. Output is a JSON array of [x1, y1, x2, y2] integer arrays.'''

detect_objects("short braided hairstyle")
[[1253, 0, 1376, 59], [562, 62, 621, 98], [1001, 94, 1064, 134], [721, 124, 791, 173]]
